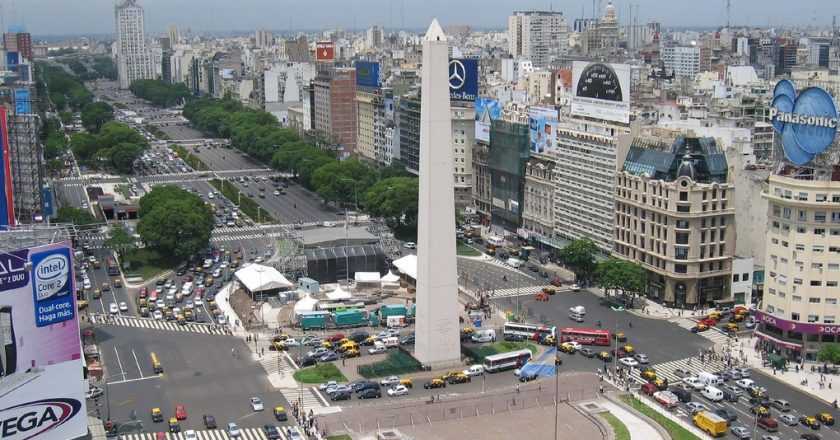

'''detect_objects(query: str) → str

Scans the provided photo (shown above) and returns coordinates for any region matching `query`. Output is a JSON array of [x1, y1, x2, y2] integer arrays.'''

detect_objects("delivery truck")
[[693, 412, 727, 437], [331, 309, 367, 328]]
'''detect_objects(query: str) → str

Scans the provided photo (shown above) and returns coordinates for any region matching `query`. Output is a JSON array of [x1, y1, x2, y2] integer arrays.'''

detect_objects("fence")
[[321, 386, 598, 436]]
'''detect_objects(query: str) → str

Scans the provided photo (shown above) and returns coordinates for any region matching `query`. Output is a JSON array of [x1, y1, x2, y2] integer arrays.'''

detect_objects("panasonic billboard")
[[0, 242, 85, 440], [770, 79, 839, 166]]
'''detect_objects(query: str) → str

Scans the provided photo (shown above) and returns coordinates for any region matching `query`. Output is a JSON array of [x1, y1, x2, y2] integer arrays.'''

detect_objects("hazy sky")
[[6, 0, 839, 37]]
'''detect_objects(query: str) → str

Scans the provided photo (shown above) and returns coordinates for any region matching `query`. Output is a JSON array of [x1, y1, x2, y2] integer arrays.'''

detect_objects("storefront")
[[754, 310, 840, 361]]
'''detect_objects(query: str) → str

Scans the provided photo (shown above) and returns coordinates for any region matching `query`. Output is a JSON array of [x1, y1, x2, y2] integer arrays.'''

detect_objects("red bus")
[[560, 327, 611, 346], [106, 257, 120, 276]]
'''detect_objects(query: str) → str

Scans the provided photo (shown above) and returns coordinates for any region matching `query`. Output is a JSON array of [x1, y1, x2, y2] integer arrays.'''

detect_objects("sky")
[[5, 0, 839, 37]]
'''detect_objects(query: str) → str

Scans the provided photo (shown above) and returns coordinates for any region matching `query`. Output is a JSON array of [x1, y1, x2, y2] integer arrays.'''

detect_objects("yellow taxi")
[[800, 416, 821, 429], [485, 247, 496, 255], [652, 378, 668, 390], [270, 341, 287, 351], [612, 331, 627, 342], [176, 315, 186, 325], [708, 311, 723, 320], [542, 286, 556, 295], [273, 406, 288, 421], [641, 369, 656, 381], [102, 282, 111, 291], [731, 313, 746, 322], [205, 276, 214, 286], [439, 371, 461, 382], [339, 341, 358, 352], [338, 338, 351, 345], [151, 407, 163, 422], [725, 323, 739, 332], [77, 300, 88, 310], [277, 333, 290, 341], [320, 341, 333, 349], [559, 342, 576, 353], [424, 378, 447, 389], [750, 405, 770, 418], [164, 310, 174, 320], [138, 297, 148, 307], [621, 345, 635, 355], [168, 417, 180, 433], [462, 327, 475, 335], [540, 336, 556, 346], [93, 288, 102, 299], [399, 378, 413, 388], [816, 413, 835, 426], [447, 373, 471, 384], [139, 307, 150, 317], [342, 349, 361, 358], [597, 351, 613, 362], [362, 336, 377, 346], [113, 278, 122, 288]]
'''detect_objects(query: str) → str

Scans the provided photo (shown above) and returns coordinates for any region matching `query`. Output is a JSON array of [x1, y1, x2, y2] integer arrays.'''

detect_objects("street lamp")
[[553, 340, 562, 440], [611, 305, 624, 380]]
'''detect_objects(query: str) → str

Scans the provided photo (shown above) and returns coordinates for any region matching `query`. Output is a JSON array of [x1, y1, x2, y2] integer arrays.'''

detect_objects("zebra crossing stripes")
[[487, 285, 570, 297], [212, 225, 264, 235], [642, 356, 732, 384], [671, 318, 736, 344], [277, 386, 330, 410], [89, 315, 232, 336], [117, 426, 301, 440], [256, 351, 297, 378], [210, 233, 271, 243]]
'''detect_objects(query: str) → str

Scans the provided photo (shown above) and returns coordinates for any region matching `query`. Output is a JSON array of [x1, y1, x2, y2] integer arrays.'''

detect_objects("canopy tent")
[[380, 271, 400, 283], [326, 286, 352, 301], [355, 272, 382, 283], [392, 254, 417, 280], [235, 264, 293, 293], [294, 294, 318, 314]]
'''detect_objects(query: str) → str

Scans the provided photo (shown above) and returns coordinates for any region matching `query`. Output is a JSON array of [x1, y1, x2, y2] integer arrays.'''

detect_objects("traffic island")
[[617, 394, 701, 440], [293, 363, 348, 384]]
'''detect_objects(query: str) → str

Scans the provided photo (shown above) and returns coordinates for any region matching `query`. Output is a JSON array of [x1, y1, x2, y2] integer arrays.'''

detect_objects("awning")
[[392, 254, 417, 280], [234, 264, 293, 292], [755, 330, 803, 350]]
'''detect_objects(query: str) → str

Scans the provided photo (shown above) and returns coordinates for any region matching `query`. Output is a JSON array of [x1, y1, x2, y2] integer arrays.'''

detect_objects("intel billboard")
[[770, 79, 838, 166]]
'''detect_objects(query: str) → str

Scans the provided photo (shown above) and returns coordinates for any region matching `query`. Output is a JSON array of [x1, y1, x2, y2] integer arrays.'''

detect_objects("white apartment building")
[[114, 0, 154, 89], [452, 105, 475, 211], [508, 11, 568, 68], [662, 45, 701, 78]]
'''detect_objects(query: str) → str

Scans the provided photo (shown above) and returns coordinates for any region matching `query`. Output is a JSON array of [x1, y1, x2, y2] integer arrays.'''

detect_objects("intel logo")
[[34, 254, 69, 301], [770, 79, 839, 166]]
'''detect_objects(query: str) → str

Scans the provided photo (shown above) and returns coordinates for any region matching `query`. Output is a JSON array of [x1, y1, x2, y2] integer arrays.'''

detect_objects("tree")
[[129, 79, 192, 107], [363, 177, 418, 227], [53, 207, 100, 230], [80, 101, 114, 133], [595, 258, 647, 296], [379, 163, 408, 179], [109, 142, 144, 174], [558, 237, 598, 282], [310, 159, 376, 206], [105, 224, 137, 259], [818, 343, 840, 364], [139, 185, 202, 217], [138, 199, 213, 260]]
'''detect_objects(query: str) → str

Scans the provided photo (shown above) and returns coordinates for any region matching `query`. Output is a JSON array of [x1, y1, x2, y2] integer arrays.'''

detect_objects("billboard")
[[529, 106, 559, 155], [355, 61, 380, 88], [6, 52, 19, 73], [315, 41, 335, 61], [0, 108, 15, 228], [14, 88, 31, 115], [571, 62, 631, 124], [449, 58, 478, 102], [770, 79, 838, 166], [0, 241, 85, 440], [475, 97, 500, 143]]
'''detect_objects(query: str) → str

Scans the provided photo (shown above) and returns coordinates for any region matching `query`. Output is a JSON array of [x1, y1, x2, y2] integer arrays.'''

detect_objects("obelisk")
[[414, 18, 461, 368]]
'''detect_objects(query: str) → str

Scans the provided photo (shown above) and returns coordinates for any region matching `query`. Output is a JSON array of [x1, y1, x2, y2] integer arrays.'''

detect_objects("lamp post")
[[554, 340, 562, 440], [612, 305, 624, 380], [339, 178, 360, 284]]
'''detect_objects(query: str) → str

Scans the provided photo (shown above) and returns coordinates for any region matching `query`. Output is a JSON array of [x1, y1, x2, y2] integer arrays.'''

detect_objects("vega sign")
[[770, 79, 838, 166]]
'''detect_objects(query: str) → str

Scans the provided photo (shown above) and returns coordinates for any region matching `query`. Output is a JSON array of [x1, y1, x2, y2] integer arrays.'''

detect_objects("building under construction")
[[2, 84, 45, 224]]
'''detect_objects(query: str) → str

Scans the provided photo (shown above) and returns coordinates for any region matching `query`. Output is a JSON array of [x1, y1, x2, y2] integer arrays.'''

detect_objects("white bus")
[[483, 349, 532, 373], [503, 322, 556, 342]]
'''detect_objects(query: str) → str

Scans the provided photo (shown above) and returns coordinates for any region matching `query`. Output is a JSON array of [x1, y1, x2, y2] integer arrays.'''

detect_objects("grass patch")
[[358, 350, 422, 379], [601, 412, 631, 440], [457, 242, 481, 256], [326, 435, 352, 440], [209, 178, 275, 223], [144, 124, 170, 140], [114, 183, 132, 200], [463, 341, 537, 363], [293, 363, 347, 384], [171, 144, 207, 171], [618, 394, 700, 440], [121, 248, 180, 281]]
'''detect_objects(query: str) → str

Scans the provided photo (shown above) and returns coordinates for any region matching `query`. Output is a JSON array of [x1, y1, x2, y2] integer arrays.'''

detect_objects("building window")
[[742, 273, 749, 281], [798, 210, 807, 221], [674, 264, 687, 273], [816, 228, 826, 235], [798, 192, 809, 201], [815, 211, 827, 223], [812, 263, 824, 270], [796, 244, 805, 251], [828, 281, 839, 287], [676, 220, 689, 229], [814, 245, 824, 253], [675, 248, 689, 260], [811, 281, 822, 287], [792, 295, 802, 302], [827, 298, 838, 305], [816, 193, 827, 202], [794, 278, 803, 285], [825, 316, 836, 324], [767, 305, 775, 313], [810, 297, 822, 303], [808, 315, 819, 323], [791, 312, 799, 321], [733, 274, 740, 282]]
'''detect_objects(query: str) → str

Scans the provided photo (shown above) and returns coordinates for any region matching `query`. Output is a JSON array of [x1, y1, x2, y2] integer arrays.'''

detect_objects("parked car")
[[387, 385, 409, 396], [357, 388, 381, 399]]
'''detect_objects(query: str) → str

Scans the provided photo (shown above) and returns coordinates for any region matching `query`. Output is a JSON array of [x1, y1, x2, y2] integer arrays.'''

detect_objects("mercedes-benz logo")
[[449, 60, 466, 90]]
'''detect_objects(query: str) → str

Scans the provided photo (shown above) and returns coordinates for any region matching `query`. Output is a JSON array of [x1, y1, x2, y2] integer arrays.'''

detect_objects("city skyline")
[[5, 0, 840, 37]]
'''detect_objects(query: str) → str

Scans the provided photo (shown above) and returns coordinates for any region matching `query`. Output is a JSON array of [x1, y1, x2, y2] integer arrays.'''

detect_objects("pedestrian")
[[261, 347, 265, 356]]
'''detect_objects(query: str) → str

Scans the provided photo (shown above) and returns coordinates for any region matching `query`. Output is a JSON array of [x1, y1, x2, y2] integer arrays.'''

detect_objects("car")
[[369, 345, 388, 355], [760, 436, 781, 440], [404, 242, 416, 249], [151, 407, 164, 422], [286, 427, 304, 440], [800, 434, 820, 440], [579, 348, 596, 358], [174, 405, 187, 420], [86, 387, 104, 399], [816, 413, 835, 426], [570, 284, 580, 291], [169, 418, 181, 433], [304, 337, 325, 346], [250, 397, 264, 411], [779, 414, 798, 426], [319, 380, 340, 391], [381, 376, 402, 387], [109, 303, 119, 314], [118, 302, 128, 312], [750, 405, 770, 418], [325, 385, 352, 396], [263, 425, 281, 440], [387, 385, 409, 396], [730, 426, 751, 439], [619, 357, 639, 368], [102, 282, 111, 291], [307, 347, 330, 358], [319, 352, 338, 362], [519, 372, 539, 382], [685, 401, 709, 415], [634, 354, 650, 364], [226, 422, 241, 437], [153, 310, 163, 320], [800, 416, 821, 430], [448, 373, 472, 384], [732, 367, 750, 378], [735, 378, 754, 390], [673, 367, 692, 377], [330, 390, 352, 401], [282, 338, 300, 347], [202, 414, 217, 429], [184, 430, 198, 440], [400, 334, 416, 345], [723, 384, 743, 396], [550, 279, 563, 287], [357, 388, 381, 399], [424, 379, 447, 389]]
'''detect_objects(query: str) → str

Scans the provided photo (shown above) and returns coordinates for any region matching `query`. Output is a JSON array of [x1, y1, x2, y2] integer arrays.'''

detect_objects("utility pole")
[[726, 0, 732, 29]]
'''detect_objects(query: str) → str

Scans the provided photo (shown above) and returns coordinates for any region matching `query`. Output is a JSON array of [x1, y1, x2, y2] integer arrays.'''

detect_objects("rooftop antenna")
[[726, 0, 731, 29], [833, 15, 837, 35]]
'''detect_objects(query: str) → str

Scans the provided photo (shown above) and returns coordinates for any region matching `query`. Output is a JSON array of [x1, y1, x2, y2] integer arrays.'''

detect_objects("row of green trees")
[[557, 236, 647, 300], [129, 79, 192, 107], [137, 186, 214, 260], [35, 62, 94, 111], [182, 97, 419, 228], [71, 121, 147, 173], [40, 117, 67, 174]]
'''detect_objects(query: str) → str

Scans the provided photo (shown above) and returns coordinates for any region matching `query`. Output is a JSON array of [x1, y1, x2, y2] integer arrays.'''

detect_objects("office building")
[[613, 130, 734, 306], [366, 26, 384, 49], [662, 45, 701, 78], [313, 67, 357, 157], [451, 104, 475, 211], [114, 0, 154, 89], [3, 32, 33, 62], [508, 11, 568, 67], [759, 174, 840, 360], [355, 87, 385, 164], [255, 27, 272, 49], [398, 91, 421, 173], [580, 2, 620, 57]]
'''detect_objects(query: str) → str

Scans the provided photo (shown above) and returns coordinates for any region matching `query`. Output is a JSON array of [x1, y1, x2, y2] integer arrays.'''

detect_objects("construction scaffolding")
[[271, 226, 307, 281], [365, 218, 402, 258], [0, 223, 73, 254], [7, 113, 45, 223]]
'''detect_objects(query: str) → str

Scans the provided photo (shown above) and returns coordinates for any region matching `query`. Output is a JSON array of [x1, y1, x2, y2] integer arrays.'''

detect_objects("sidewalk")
[[599, 398, 666, 440]]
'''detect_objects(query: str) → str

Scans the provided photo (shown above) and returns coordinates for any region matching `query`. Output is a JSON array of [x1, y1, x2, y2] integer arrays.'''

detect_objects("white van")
[[698, 372, 723, 387], [701, 385, 724, 402], [381, 337, 400, 347], [568, 312, 584, 323], [471, 329, 496, 343], [463, 365, 485, 377], [487, 236, 504, 247], [507, 258, 524, 268], [569, 306, 586, 315]]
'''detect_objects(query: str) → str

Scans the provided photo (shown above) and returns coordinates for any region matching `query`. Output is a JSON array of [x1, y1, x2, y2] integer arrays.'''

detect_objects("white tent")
[[380, 271, 400, 283], [294, 294, 318, 313], [234, 264, 293, 293], [355, 272, 381, 283], [392, 254, 417, 280], [326, 286, 352, 301]]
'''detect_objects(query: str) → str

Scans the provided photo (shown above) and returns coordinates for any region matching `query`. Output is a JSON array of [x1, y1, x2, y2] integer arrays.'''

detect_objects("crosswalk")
[[254, 352, 330, 409], [641, 356, 733, 384], [671, 317, 736, 344], [256, 351, 297, 377], [487, 284, 570, 297], [119, 426, 305, 440], [212, 225, 264, 235], [90, 315, 232, 336]]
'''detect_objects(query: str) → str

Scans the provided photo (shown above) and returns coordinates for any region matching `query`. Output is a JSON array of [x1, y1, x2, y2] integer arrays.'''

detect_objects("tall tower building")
[[508, 11, 568, 67], [414, 19, 460, 369], [366, 26, 383, 49], [255, 27, 272, 49], [313, 67, 357, 158], [114, 0, 154, 89]]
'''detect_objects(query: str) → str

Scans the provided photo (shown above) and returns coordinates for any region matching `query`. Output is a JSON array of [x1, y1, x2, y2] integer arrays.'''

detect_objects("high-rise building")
[[613, 130, 734, 306], [355, 86, 385, 164], [313, 67, 357, 158], [580, 2, 620, 57], [167, 26, 181, 45], [662, 45, 701, 78], [255, 27, 272, 49], [451, 104, 475, 212], [366, 26, 383, 49], [398, 91, 421, 173], [3, 98, 45, 224], [3, 32, 33, 62], [508, 11, 568, 67], [114, 0, 154, 89]]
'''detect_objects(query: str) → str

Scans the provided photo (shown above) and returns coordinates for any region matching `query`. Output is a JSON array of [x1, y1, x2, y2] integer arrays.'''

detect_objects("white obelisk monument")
[[414, 19, 461, 368]]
